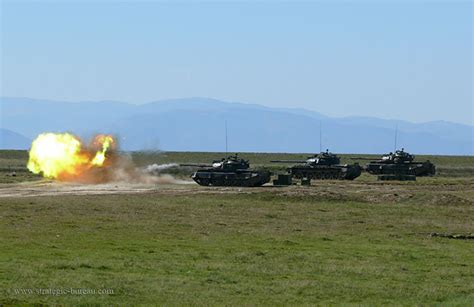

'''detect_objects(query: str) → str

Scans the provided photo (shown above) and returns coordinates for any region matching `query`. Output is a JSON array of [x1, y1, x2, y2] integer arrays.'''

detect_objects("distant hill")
[[0, 128, 31, 150], [1, 97, 472, 155]]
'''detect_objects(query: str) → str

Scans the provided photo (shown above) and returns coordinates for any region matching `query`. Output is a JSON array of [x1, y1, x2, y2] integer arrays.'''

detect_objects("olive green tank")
[[181, 154, 271, 187], [358, 148, 436, 178], [271, 150, 362, 180]]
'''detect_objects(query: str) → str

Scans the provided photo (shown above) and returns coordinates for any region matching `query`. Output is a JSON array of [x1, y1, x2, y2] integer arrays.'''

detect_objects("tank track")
[[192, 171, 271, 187], [289, 165, 361, 180], [366, 162, 435, 177]]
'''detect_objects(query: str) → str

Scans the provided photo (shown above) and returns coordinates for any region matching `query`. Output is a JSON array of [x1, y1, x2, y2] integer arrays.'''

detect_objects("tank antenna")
[[394, 123, 398, 152], [319, 121, 322, 152], [225, 120, 228, 154]]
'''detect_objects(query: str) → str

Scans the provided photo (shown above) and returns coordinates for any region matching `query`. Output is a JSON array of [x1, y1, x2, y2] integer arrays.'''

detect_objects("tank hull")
[[365, 161, 435, 176], [288, 164, 362, 180], [191, 169, 271, 187]]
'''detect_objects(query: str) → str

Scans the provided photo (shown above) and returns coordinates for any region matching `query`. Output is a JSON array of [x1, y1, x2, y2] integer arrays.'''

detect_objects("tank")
[[357, 148, 436, 177], [271, 150, 362, 180], [180, 154, 271, 187]]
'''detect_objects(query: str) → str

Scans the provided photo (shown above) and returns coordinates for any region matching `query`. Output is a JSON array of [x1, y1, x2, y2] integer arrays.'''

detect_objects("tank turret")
[[182, 154, 249, 170], [377, 148, 415, 164]]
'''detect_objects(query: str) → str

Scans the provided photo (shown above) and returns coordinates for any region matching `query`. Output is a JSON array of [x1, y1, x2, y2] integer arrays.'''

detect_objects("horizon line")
[[1, 95, 472, 127]]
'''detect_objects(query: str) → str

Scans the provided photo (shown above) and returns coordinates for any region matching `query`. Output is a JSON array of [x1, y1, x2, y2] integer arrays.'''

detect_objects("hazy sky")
[[1, 0, 472, 125]]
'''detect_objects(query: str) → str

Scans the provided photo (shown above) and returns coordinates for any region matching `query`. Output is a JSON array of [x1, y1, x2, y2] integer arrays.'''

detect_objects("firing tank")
[[180, 154, 271, 187], [271, 150, 362, 180], [355, 148, 436, 178]]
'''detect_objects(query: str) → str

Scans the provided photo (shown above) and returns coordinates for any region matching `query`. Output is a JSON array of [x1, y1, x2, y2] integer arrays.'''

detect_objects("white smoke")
[[99, 155, 184, 184], [145, 163, 179, 174]]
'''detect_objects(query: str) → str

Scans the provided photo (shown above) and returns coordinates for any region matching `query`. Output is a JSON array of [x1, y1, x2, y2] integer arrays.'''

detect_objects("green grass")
[[0, 150, 473, 304], [1, 190, 473, 304], [0, 150, 42, 183]]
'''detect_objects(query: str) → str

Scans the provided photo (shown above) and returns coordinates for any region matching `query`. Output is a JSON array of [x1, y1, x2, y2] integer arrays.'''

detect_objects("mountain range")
[[1, 97, 472, 155]]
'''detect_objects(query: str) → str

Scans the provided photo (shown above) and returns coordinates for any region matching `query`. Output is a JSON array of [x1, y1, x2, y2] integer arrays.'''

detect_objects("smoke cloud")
[[86, 154, 182, 184], [145, 163, 179, 174]]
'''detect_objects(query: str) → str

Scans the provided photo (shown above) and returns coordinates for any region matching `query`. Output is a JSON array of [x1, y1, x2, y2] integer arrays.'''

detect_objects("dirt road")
[[1, 178, 472, 207]]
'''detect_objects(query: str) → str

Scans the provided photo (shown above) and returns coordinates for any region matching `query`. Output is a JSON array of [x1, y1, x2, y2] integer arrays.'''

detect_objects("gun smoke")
[[145, 163, 179, 174]]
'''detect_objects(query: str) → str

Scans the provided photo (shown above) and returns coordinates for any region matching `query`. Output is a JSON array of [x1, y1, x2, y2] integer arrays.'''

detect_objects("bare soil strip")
[[1, 179, 472, 207]]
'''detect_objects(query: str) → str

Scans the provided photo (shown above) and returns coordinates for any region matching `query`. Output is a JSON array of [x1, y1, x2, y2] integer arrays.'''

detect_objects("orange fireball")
[[27, 132, 115, 180]]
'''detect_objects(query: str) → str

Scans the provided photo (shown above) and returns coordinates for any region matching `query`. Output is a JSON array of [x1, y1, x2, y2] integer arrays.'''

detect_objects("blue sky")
[[1, 0, 472, 125]]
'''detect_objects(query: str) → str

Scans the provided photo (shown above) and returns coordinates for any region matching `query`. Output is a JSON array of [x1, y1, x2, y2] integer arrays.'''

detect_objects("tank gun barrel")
[[179, 163, 212, 167], [349, 157, 377, 160]]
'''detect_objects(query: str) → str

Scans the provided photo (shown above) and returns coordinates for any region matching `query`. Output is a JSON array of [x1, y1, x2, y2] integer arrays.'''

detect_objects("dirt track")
[[0, 181, 157, 198], [0, 178, 209, 198], [1, 179, 472, 207]]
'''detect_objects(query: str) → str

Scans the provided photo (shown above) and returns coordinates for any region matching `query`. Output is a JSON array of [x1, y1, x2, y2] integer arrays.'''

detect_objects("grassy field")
[[0, 150, 473, 304]]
